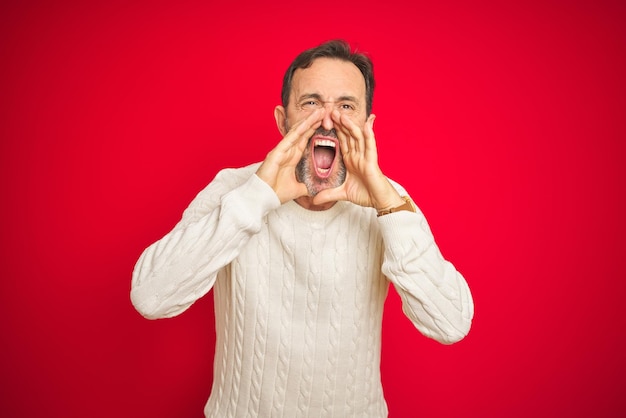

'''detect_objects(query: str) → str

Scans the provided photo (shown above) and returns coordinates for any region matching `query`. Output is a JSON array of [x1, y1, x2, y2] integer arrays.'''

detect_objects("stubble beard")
[[293, 127, 347, 197]]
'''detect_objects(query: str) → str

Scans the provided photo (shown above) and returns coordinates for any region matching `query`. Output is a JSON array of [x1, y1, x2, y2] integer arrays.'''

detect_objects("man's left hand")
[[312, 111, 405, 211]]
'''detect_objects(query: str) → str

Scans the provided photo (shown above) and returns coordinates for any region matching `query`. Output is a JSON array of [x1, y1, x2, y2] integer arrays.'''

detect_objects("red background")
[[1, 0, 625, 417]]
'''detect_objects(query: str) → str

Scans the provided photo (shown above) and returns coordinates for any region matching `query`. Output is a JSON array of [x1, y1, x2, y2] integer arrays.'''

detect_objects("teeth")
[[314, 139, 335, 148]]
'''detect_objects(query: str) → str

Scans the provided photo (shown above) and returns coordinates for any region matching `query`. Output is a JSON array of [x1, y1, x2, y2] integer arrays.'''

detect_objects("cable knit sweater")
[[131, 162, 474, 418]]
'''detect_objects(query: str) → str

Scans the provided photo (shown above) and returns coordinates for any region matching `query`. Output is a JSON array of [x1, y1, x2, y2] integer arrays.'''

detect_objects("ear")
[[367, 113, 376, 129], [274, 105, 288, 136]]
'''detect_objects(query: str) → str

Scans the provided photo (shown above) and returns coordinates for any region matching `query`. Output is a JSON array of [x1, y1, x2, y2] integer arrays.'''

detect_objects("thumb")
[[312, 186, 346, 206]]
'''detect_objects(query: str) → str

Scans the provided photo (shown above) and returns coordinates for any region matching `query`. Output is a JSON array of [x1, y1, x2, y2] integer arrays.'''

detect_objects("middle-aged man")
[[131, 39, 474, 417]]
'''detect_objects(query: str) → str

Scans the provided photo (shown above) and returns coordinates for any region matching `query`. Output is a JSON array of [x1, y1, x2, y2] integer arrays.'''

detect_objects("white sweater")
[[131, 163, 474, 418]]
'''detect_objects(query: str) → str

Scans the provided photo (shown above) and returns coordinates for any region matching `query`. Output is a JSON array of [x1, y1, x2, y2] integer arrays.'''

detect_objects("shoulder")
[[178, 162, 262, 225], [212, 162, 262, 187]]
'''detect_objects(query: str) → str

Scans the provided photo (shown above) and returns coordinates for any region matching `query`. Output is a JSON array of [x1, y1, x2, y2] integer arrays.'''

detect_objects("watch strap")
[[377, 196, 416, 217]]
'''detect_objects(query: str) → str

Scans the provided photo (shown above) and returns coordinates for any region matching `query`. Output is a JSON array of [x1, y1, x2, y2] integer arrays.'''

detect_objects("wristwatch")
[[377, 196, 417, 217]]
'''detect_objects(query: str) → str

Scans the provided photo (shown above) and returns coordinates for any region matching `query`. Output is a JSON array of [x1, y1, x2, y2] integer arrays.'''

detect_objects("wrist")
[[375, 195, 405, 212], [373, 186, 405, 212], [370, 176, 405, 211], [377, 196, 417, 217]]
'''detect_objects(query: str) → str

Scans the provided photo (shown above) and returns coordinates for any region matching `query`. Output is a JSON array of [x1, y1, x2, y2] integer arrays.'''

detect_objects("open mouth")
[[311, 137, 338, 178]]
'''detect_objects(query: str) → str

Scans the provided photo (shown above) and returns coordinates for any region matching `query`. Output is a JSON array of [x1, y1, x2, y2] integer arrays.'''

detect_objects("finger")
[[330, 109, 350, 135], [331, 110, 351, 157], [333, 112, 362, 156], [331, 110, 359, 156], [312, 185, 347, 206], [279, 109, 324, 151], [340, 114, 365, 155], [363, 114, 378, 157], [291, 109, 324, 140], [298, 108, 326, 135]]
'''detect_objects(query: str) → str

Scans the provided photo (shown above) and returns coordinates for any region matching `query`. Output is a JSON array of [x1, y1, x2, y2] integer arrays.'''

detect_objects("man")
[[131, 40, 474, 417]]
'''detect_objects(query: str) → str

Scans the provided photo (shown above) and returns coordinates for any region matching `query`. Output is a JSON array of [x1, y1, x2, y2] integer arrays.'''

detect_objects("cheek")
[[343, 112, 367, 129], [284, 107, 304, 128], [284, 117, 295, 133]]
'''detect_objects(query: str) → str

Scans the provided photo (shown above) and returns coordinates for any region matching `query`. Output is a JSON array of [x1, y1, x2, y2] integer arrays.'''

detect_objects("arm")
[[130, 164, 280, 319], [378, 188, 474, 344], [313, 112, 473, 343], [131, 108, 324, 319]]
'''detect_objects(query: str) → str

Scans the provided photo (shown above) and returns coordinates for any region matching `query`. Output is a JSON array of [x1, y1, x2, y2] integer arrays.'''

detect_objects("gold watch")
[[377, 196, 417, 217]]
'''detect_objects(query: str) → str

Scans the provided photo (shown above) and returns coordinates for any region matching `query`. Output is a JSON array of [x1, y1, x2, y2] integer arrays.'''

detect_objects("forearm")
[[379, 207, 474, 344], [131, 173, 280, 319]]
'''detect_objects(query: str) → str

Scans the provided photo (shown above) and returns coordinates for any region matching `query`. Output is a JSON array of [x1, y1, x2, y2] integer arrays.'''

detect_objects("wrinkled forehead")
[[290, 58, 366, 103]]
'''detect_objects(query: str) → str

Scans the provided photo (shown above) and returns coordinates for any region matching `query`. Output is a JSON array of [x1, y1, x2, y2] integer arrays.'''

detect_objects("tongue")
[[314, 147, 335, 170]]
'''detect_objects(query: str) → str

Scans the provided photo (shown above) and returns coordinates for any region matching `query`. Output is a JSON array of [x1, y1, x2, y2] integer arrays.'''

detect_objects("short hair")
[[281, 40, 375, 115]]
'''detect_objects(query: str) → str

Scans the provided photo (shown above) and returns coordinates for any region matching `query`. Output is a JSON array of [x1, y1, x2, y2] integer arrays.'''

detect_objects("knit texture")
[[131, 163, 474, 418]]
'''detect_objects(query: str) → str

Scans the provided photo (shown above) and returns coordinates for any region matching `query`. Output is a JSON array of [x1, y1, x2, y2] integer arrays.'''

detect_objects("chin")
[[296, 155, 346, 197]]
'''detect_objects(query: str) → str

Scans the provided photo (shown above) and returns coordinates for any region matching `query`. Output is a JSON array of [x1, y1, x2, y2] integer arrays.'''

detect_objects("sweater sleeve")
[[130, 164, 280, 319], [378, 186, 474, 344]]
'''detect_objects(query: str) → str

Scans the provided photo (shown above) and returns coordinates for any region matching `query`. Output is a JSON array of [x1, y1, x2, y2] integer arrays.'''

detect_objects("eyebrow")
[[297, 93, 359, 103]]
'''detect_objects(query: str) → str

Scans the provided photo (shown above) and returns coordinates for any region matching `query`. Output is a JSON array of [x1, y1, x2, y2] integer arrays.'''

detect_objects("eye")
[[338, 103, 356, 112], [301, 100, 321, 110]]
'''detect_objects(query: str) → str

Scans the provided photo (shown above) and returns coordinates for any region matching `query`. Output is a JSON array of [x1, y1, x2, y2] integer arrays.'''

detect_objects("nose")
[[321, 103, 334, 130]]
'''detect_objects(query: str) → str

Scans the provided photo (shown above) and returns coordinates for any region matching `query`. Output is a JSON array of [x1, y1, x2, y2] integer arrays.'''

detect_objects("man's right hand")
[[256, 109, 324, 204]]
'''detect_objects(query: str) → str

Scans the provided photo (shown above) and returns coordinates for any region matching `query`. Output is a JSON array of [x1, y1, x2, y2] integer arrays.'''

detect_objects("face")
[[276, 57, 368, 196]]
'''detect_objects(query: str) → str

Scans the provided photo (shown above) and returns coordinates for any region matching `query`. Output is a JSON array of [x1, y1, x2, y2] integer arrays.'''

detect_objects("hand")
[[312, 111, 404, 210], [256, 109, 324, 204]]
